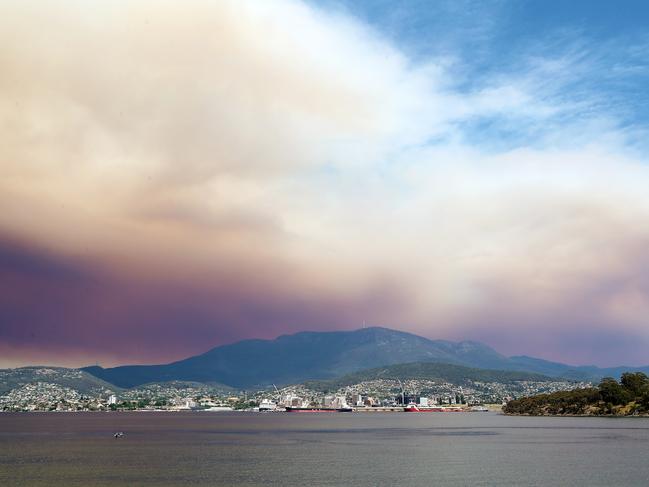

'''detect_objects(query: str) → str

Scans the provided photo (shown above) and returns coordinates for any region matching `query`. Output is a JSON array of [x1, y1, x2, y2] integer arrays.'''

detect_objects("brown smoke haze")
[[2, 0, 649, 367]]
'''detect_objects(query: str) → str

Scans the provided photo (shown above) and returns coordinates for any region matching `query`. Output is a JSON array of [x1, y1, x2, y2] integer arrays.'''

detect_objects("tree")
[[599, 377, 631, 405], [640, 392, 649, 411], [620, 372, 649, 397]]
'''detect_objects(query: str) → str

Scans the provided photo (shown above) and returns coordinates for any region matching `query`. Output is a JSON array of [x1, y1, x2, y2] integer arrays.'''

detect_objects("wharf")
[[352, 406, 405, 412]]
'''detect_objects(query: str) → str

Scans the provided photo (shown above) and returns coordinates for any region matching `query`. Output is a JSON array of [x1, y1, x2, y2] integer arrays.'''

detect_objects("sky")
[[2, 0, 649, 368]]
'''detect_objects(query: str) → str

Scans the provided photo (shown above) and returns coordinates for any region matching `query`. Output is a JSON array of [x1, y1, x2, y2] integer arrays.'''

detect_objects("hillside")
[[507, 356, 649, 382], [82, 327, 649, 389], [304, 362, 554, 392], [128, 380, 235, 395], [83, 327, 516, 388], [0, 367, 119, 396], [503, 372, 649, 416]]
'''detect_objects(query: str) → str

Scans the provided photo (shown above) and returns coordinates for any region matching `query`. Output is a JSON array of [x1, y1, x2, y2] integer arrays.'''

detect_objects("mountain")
[[304, 362, 553, 392], [83, 327, 517, 388], [508, 356, 649, 382], [0, 366, 119, 396], [82, 326, 649, 389]]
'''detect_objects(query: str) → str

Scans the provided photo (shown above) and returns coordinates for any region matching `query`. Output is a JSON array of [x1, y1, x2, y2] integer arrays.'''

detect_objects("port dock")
[[352, 406, 411, 412]]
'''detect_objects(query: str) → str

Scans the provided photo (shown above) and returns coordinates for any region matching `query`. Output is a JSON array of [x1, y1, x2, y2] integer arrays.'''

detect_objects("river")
[[1, 411, 648, 486]]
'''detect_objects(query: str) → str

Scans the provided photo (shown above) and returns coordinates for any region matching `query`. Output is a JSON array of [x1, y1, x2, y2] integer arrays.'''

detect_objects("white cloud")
[[2, 0, 649, 364]]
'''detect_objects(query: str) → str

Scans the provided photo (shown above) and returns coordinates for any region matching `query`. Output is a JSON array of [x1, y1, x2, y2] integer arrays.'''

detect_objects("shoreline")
[[504, 412, 649, 418]]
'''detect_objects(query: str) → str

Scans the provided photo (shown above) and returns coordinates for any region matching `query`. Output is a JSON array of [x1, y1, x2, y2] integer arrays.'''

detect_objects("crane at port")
[[397, 379, 405, 405], [272, 383, 281, 405]]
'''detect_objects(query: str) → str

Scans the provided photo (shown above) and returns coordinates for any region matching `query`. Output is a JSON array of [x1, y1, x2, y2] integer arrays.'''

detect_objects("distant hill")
[[507, 356, 649, 382], [83, 327, 649, 388], [83, 327, 520, 388], [82, 326, 649, 389], [132, 380, 235, 394], [304, 362, 554, 392], [0, 367, 119, 396]]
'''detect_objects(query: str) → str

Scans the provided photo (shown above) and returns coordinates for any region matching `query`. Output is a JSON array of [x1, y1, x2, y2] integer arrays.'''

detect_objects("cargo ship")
[[403, 403, 464, 412], [285, 406, 353, 413]]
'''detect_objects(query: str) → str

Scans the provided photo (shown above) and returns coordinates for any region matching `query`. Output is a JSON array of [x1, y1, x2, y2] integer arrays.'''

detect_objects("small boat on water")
[[403, 403, 464, 412], [285, 407, 353, 413], [469, 405, 489, 412], [258, 399, 279, 412], [113, 432, 125, 438]]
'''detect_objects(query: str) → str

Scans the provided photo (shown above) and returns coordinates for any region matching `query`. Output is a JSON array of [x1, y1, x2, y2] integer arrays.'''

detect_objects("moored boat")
[[403, 403, 464, 412], [258, 399, 278, 412], [285, 406, 353, 412], [469, 405, 489, 412]]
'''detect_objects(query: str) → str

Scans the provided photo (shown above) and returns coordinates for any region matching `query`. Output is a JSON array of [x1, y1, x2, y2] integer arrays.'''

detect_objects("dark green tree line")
[[504, 372, 649, 416]]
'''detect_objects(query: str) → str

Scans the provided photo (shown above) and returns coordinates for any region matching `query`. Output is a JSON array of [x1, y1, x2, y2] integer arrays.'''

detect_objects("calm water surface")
[[1, 411, 648, 486]]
